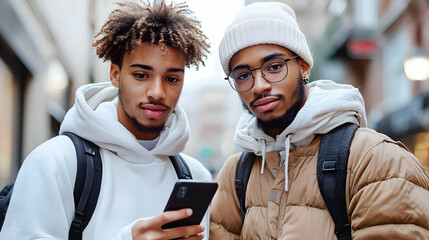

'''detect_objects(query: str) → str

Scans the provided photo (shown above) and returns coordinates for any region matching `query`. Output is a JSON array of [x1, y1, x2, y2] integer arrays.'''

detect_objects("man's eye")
[[134, 73, 147, 79], [237, 73, 250, 81], [268, 64, 283, 71], [233, 69, 251, 82], [166, 77, 180, 83]]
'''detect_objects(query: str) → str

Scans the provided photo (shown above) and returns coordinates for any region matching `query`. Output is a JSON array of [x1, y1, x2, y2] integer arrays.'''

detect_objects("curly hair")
[[93, 0, 210, 69]]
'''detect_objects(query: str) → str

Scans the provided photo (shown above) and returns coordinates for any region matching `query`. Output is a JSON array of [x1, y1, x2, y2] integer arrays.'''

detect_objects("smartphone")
[[161, 180, 218, 229]]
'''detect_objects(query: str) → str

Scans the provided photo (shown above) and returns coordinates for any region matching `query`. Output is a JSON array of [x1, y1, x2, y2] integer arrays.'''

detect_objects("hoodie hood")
[[235, 80, 367, 191], [59, 82, 190, 164]]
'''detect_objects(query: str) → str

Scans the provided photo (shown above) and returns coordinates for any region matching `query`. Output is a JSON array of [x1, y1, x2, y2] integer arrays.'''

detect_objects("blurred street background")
[[1, 0, 429, 186]]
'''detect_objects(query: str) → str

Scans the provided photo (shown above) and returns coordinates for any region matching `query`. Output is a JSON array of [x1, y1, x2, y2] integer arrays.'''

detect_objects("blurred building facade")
[[0, 0, 94, 186], [1, 0, 428, 187]]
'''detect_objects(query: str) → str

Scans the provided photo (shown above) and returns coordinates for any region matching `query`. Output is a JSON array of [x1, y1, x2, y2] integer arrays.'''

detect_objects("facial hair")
[[118, 89, 166, 135], [244, 75, 305, 135], [130, 116, 165, 134]]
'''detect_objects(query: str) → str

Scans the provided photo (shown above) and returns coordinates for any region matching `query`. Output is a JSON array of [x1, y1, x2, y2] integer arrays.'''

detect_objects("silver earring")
[[302, 77, 309, 84]]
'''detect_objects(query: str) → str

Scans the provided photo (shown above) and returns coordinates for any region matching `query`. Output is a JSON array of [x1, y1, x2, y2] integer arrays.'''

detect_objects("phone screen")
[[161, 180, 218, 229]]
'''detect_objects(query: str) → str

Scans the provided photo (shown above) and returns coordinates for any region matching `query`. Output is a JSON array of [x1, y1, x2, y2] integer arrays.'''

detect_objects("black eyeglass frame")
[[225, 55, 299, 93]]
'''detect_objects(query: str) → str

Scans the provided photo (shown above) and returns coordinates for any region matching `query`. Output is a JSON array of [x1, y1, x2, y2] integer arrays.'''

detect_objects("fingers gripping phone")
[[161, 180, 218, 229]]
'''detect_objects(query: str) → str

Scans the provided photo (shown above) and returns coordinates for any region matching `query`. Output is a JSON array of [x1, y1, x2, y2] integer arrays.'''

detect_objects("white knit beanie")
[[219, 1, 313, 75]]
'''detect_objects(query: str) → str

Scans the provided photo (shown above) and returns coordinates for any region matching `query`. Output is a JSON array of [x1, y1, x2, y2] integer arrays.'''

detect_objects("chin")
[[254, 110, 281, 121], [131, 117, 166, 134]]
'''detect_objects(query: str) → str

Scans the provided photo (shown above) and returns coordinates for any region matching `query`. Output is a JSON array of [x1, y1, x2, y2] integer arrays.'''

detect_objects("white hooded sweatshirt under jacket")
[[234, 80, 368, 191], [0, 82, 212, 239]]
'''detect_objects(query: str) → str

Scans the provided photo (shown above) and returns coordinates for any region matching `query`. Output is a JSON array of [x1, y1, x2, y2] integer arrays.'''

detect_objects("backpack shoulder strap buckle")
[[322, 161, 337, 172]]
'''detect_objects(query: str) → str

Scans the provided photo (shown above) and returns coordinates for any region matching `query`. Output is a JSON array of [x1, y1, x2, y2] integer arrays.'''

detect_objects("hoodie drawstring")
[[259, 136, 290, 191], [284, 135, 291, 191], [260, 139, 266, 174]]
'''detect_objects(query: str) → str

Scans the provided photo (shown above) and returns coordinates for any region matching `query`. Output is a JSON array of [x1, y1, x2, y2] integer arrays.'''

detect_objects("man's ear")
[[298, 58, 311, 79], [110, 63, 120, 87]]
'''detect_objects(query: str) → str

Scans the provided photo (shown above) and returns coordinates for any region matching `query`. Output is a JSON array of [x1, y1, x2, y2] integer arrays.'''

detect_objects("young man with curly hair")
[[0, 1, 211, 239]]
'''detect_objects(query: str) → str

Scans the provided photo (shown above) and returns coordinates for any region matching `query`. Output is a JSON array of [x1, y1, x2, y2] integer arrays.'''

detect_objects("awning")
[[376, 92, 429, 140]]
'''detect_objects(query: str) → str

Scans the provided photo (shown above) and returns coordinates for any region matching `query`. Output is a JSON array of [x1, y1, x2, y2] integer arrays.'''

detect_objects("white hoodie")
[[0, 82, 212, 239], [234, 80, 367, 191]]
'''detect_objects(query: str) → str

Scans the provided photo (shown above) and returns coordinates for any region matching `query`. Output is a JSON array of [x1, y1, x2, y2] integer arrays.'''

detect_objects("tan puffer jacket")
[[210, 128, 429, 240]]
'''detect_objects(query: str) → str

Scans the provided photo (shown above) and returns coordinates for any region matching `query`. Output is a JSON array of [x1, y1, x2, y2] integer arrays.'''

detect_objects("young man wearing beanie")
[[209, 2, 429, 239], [1, 1, 212, 239]]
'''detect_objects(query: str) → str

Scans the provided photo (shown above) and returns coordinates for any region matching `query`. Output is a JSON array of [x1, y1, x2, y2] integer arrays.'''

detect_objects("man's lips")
[[141, 104, 168, 119], [252, 96, 280, 112]]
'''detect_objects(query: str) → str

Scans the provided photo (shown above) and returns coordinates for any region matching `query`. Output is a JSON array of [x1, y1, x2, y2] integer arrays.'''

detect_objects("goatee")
[[130, 117, 165, 134], [255, 77, 305, 134], [118, 88, 166, 135]]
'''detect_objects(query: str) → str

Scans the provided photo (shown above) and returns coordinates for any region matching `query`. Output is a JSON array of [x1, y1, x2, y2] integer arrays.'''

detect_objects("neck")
[[265, 128, 283, 139]]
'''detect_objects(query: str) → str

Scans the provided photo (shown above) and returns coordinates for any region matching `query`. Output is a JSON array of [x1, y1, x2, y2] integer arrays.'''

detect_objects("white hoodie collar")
[[59, 82, 190, 164], [234, 80, 367, 191]]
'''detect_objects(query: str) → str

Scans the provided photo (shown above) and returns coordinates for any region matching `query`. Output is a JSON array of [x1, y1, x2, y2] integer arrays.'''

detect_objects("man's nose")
[[251, 70, 271, 94], [147, 78, 166, 100]]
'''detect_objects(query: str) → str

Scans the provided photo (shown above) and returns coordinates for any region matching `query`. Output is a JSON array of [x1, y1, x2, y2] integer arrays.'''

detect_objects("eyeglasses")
[[225, 55, 299, 93]]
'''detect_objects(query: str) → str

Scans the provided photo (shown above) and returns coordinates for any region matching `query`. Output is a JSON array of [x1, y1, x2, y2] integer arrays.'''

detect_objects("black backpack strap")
[[317, 123, 358, 240], [235, 151, 256, 223], [63, 132, 102, 240], [169, 155, 192, 180], [0, 183, 14, 230]]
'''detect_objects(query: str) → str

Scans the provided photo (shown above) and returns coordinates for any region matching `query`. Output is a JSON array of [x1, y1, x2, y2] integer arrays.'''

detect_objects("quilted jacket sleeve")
[[210, 153, 242, 240], [348, 128, 429, 239]]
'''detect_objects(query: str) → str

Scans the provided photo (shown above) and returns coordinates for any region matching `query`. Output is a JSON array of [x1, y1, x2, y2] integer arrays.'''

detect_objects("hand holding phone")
[[131, 209, 205, 240], [161, 180, 218, 229]]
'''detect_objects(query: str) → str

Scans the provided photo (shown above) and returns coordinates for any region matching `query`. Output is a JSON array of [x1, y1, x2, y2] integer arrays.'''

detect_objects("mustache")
[[250, 94, 283, 107], [138, 101, 171, 109]]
